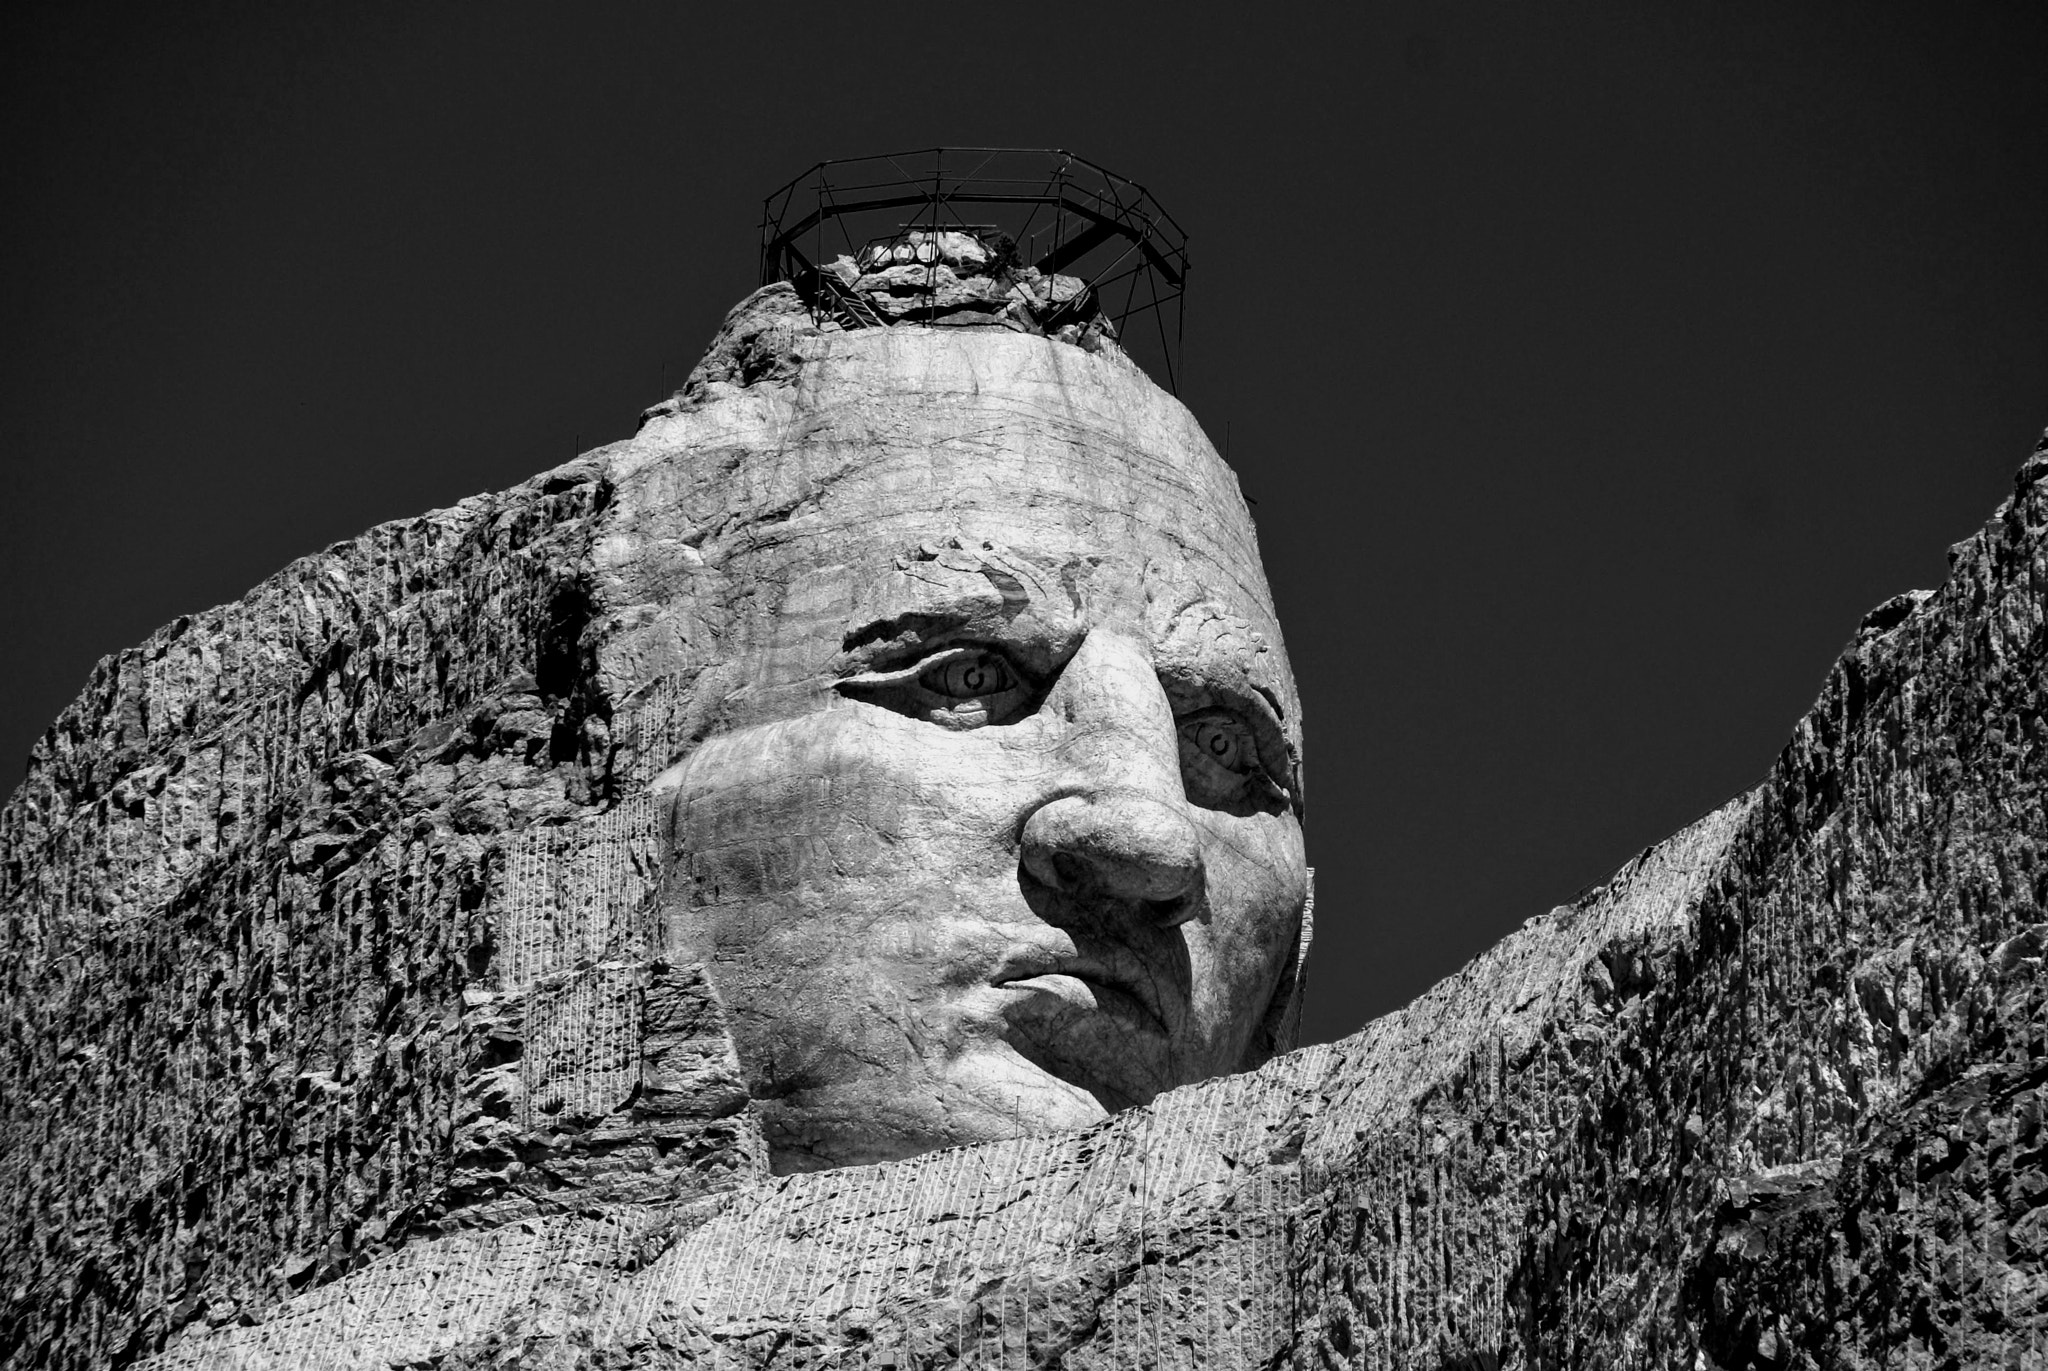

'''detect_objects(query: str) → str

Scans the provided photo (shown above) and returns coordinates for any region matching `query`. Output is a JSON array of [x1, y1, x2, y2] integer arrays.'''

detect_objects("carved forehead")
[[596, 327, 1297, 725]]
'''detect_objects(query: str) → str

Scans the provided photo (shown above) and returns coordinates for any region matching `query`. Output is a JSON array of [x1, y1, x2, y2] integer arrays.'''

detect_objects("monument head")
[[595, 155, 1311, 1169], [632, 370, 1307, 1170]]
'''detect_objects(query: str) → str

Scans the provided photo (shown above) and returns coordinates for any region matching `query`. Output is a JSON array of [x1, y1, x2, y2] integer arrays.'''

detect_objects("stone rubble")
[[803, 228, 1119, 352]]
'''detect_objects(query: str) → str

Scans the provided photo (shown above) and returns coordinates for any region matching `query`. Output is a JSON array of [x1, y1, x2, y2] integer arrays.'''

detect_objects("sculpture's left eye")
[[1182, 716, 1246, 770], [837, 646, 1037, 729], [1177, 708, 1290, 815]]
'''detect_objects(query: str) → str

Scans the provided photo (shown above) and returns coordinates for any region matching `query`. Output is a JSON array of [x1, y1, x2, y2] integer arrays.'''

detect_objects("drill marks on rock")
[[13, 819, 497, 1364], [6, 470, 603, 907], [520, 963, 645, 1129], [0, 464, 642, 1364], [146, 1211, 657, 1370], [595, 1062, 1311, 1364], [496, 795, 661, 994]]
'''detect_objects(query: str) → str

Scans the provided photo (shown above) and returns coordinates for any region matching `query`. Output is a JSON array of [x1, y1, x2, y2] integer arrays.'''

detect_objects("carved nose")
[[1021, 792, 1204, 908], [1018, 630, 1205, 925]]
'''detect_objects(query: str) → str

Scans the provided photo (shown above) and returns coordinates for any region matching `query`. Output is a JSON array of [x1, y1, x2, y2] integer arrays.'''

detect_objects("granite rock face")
[[3, 266, 2045, 1367], [2, 277, 1311, 1365]]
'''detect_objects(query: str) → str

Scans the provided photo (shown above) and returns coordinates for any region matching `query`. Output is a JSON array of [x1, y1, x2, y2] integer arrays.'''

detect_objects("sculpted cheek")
[[1195, 807, 1306, 913], [1184, 809, 1308, 1045], [664, 709, 1043, 918]]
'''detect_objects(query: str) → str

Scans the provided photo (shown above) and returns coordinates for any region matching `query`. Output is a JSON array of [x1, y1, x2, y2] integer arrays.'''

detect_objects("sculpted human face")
[[631, 334, 1306, 1171]]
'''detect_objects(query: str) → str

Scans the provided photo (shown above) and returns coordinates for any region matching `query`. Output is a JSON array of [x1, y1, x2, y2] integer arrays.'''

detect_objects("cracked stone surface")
[[3, 277, 2045, 1368]]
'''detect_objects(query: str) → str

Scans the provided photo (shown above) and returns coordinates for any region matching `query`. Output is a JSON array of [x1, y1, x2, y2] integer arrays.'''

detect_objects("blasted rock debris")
[[2, 274, 2044, 1368]]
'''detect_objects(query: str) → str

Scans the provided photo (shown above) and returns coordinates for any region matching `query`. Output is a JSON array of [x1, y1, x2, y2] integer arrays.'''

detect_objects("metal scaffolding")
[[760, 147, 1190, 392]]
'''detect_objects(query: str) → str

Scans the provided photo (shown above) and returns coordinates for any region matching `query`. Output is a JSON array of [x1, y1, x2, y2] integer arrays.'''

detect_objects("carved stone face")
[[617, 321, 1306, 1172]]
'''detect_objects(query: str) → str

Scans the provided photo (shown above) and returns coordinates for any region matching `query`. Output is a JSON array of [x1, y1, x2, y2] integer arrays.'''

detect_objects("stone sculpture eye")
[[1176, 708, 1288, 815], [837, 645, 1036, 729], [922, 652, 1014, 700], [1184, 716, 1244, 769]]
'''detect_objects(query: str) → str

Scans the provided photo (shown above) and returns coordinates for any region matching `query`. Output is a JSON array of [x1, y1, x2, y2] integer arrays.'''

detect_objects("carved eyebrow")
[[843, 611, 950, 654], [839, 595, 994, 653], [1252, 680, 1289, 726], [1160, 660, 1286, 726], [1205, 678, 1288, 745], [1156, 600, 1286, 719]]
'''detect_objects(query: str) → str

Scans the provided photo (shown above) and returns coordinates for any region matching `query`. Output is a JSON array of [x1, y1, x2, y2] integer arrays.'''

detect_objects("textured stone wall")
[[0, 468, 765, 1366]]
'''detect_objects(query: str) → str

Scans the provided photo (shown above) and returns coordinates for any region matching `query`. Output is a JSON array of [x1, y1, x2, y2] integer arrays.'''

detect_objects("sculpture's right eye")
[[921, 651, 1016, 700], [836, 646, 1037, 729]]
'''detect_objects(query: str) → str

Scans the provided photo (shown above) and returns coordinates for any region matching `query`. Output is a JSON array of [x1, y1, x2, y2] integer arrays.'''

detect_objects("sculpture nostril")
[[1021, 846, 1084, 893], [1147, 895, 1204, 929]]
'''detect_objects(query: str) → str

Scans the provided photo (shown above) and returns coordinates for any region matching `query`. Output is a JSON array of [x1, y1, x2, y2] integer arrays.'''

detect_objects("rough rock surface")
[[799, 227, 1119, 352], [3, 270, 2045, 1367]]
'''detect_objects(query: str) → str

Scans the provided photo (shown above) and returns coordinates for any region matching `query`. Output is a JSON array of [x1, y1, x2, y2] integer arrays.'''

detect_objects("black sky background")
[[4, 3, 2044, 1048]]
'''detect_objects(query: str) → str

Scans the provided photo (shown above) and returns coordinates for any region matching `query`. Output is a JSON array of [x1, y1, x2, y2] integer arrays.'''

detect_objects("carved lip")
[[988, 956, 1170, 1036]]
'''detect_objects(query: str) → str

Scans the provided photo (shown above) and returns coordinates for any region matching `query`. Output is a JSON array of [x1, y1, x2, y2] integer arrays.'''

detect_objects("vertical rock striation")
[[0, 461, 764, 1366]]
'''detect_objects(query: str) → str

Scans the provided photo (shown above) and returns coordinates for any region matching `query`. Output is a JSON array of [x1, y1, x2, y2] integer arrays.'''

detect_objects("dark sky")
[[5, 3, 2044, 1048]]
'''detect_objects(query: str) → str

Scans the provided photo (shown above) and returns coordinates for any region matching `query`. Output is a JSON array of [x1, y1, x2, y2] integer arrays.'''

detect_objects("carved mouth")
[[992, 969, 1168, 1036], [991, 966, 1173, 1113], [986, 946, 1180, 1113]]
